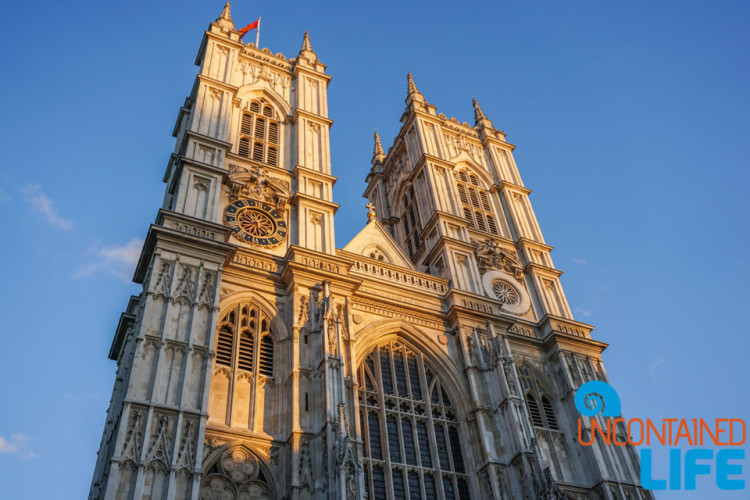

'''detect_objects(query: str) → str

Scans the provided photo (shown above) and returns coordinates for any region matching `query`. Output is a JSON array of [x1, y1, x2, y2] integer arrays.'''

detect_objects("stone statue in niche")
[[228, 164, 290, 212], [474, 238, 525, 282]]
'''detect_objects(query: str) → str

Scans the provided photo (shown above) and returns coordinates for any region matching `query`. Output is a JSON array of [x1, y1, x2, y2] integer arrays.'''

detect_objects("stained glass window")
[[359, 342, 472, 499]]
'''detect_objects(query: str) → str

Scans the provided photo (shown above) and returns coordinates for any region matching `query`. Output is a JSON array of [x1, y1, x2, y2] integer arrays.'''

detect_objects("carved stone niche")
[[474, 238, 525, 282], [227, 164, 291, 212]]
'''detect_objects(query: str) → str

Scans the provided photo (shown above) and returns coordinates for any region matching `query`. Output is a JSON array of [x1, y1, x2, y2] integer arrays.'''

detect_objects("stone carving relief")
[[200, 447, 273, 500], [151, 261, 174, 300], [228, 164, 290, 212], [197, 270, 217, 309], [145, 414, 173, 471], [298, 295, 309, 327], [299, 440, 313, 492], [175, 418, 197, 473], [474, 239, 524, 282], [172, 264, 197, 304], [120, 408, 145, 467], [237, 61, 291, 98]]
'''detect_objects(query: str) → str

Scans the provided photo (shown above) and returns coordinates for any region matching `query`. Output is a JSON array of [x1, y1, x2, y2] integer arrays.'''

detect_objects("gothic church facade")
[[89, 4, 651, 500]]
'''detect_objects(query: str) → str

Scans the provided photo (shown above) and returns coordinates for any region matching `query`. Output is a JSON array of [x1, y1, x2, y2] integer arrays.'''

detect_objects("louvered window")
[[216, 324, 234, 367], [359, 342, 472, 499], [237, 331, 254, 371], [518, 364, 560, 432], [236, 99, 281, 167], [252, 142, 264, 162], [238, 138, 250, 157], [215, 302, 275, 379], [542, 395, 559, 430], [401, 186, 422, 259], [455, 169, 499, 236], [527, 394, 544, 427]]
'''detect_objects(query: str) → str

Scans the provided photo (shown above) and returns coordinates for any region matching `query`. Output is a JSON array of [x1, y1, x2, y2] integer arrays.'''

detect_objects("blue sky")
[[0, 1, 748, 498]]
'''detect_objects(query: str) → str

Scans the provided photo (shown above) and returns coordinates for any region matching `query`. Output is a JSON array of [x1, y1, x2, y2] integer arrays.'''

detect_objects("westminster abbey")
[[88, 4, 652, 500]]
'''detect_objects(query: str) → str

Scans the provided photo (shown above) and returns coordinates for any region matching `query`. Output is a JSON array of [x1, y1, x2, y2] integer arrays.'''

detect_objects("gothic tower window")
[[518, 365, 559, 431], [358, 341, 471, 499], [209, 301, 275, 430], [216, 302, 274, 377], [238, 100, 280, 167], [456, 170, 499, 236], [401, 186, 422, 258]]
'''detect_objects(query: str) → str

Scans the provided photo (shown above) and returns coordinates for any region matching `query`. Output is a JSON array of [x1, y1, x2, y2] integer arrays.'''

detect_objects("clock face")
[[225, 199, 287, 247]]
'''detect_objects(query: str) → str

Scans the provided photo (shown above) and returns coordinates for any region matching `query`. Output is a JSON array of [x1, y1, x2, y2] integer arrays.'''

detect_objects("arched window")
[[518, 365, 559, 431], [456, 170, 499, 236], [401, 186, 422, 259], [358, 341, 471, 499], [215, 302, 274, 377], [237, 100, 280, 167], [209, 301, 275, 430]]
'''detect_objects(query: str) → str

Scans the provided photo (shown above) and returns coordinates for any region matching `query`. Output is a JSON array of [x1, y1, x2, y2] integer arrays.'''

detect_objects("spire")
[[473, 97, 486, 122], [405, 73, 426, 109], [296, 31, 318, 65], [215, 2, 236, 32], [373, 131, 385, 157], [407, 73, 419, 96], [472, 96, 494, 130], [301, 31, 313, 52], [372, 131, 386, 167]]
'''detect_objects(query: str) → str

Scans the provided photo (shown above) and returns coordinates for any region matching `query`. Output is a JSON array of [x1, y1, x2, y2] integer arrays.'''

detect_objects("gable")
[[341, 218, 415, 270]]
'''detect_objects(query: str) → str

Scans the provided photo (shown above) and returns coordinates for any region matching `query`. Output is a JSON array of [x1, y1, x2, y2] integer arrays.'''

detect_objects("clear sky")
[[0, 1, 748, 498]]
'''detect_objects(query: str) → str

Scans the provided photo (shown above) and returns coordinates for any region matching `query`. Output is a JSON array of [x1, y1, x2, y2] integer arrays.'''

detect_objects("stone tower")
[[89, 4, 652, 500]]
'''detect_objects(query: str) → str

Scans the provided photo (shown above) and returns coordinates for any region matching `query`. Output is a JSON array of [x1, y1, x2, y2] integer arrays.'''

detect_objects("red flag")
[[238, 19, 260, 39]]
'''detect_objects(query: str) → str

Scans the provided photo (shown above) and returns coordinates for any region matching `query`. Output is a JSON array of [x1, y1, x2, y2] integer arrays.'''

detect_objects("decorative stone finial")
[[365, 202, 377, 222], [215, 2, 236, 32], [405, 73, 426, 108], [301, 31, 314, 52], [473, 97, 486, 121], [473, 96, 494, 130], [407, 73, 419, 95], [373, 131, 385, 157]]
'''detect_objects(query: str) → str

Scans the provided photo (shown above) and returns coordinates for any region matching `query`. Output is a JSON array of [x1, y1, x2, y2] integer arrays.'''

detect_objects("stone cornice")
[[539, 316, 608, 354], [134, 210, 236, 283], [292, 165, 337, 185], [109, 306, 137, 361], [338, 249, 448, 296], [290, 192, 340, 212], [291, 61, 331, 84], [445, 288, 524, 324], [291, 108, 334, 127], [280, 246, 358, 290], [350, 295, 445, 330], [524, 262, 564, 279], [482, 134, 516, 152], [196, 73, 239, 94], [184, 129, 232, 151], [540, 314, 596, 340], [492, 180, 532, 196], [172, 104, 191, 138], [164, 154, 229, 186], [516, 237, 553, 253], [227, 247, 284, 276]]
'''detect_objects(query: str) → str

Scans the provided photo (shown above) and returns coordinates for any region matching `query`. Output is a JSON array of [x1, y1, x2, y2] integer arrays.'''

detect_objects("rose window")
[[492, 280, 520, 305]]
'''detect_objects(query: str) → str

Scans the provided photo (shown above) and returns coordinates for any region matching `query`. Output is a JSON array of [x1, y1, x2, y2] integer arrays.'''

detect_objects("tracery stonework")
[[89, 5, 652, 500]]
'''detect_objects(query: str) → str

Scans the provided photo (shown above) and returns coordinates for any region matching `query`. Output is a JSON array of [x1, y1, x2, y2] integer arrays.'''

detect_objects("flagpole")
[[256, 17, 261, 47]]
